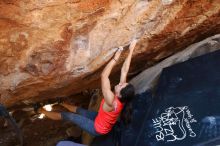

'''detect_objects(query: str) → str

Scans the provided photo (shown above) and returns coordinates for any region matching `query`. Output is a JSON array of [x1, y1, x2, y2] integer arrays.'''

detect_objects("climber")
[[38, 39, 137, 136]]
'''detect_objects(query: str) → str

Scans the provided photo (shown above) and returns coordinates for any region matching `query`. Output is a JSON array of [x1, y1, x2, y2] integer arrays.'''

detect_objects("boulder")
[[0, 0, 220, 107]]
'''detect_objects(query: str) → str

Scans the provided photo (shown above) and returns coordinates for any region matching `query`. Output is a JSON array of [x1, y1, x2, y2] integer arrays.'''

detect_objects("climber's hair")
[[118, 83, 135, 126]]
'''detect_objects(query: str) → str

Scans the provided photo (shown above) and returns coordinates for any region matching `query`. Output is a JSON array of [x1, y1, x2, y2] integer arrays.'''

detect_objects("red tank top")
[[94, 96, 124, 134]]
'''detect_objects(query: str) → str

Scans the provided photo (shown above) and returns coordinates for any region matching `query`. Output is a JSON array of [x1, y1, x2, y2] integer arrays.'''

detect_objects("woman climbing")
[[38, 39, 137, 136]]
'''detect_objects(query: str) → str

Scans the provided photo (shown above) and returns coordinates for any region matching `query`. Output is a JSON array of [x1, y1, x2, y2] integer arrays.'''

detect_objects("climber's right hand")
[[114, 47, 123, 61], [129, 39, 137, 51]]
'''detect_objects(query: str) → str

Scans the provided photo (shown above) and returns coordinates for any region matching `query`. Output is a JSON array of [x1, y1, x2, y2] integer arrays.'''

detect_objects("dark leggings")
[[61, 108, 100, 136]]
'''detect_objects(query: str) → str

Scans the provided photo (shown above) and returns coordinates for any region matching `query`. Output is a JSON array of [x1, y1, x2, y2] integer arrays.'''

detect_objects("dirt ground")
[[0, 94, 91, 146], [0, 116, 83, 146]]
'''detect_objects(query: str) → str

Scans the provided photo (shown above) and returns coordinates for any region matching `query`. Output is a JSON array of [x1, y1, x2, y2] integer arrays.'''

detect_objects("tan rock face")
[[0, 0, 220, 107]]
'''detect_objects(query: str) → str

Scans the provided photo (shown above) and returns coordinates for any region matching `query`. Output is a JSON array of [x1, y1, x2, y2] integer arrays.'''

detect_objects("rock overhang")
[[0, 0, 220, 107]]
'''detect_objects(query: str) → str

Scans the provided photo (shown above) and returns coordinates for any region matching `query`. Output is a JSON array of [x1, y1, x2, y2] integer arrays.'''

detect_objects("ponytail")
[[121, 101, 133, 126], [118, 83, 135, 126]]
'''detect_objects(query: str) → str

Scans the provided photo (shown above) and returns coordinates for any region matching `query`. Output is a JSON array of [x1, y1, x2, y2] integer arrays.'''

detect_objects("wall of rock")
[[0, 0, 220, 107]]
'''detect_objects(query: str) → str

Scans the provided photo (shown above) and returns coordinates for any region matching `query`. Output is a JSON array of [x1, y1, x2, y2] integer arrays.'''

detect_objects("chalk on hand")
[[129, 39, 138, 46], [118, 46, 124, 51], [112, 47, 118, 52], [131, 38, 138, 42]]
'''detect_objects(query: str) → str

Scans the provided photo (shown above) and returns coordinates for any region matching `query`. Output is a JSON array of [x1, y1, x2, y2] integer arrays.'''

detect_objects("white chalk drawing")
[[152, 106, 197, 142]]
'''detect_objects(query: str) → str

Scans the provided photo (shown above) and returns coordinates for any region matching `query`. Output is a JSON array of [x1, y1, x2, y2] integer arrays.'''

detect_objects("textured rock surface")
[[0, 0, 220, 107]]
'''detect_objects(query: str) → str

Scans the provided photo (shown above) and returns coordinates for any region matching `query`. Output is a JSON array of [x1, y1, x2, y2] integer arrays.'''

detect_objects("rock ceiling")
[[0, 0, 219, 107]]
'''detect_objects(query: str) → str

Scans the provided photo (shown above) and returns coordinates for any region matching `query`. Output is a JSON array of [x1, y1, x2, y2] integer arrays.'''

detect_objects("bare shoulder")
[[103, 101, 114, 112]]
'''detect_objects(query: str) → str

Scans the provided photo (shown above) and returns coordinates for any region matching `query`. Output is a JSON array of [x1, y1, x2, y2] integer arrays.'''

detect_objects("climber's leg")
[[76, 107, 98, 120], [61, 103, 98, 120], [61, 102, 98, 120], [61, 112, 100, 136], [39, 109, 62, 120], [61, 103, 78, 113]]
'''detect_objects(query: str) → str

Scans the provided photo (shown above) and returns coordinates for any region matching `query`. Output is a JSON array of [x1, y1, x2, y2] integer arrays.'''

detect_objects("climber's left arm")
[[101, 49, 122, 106]]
